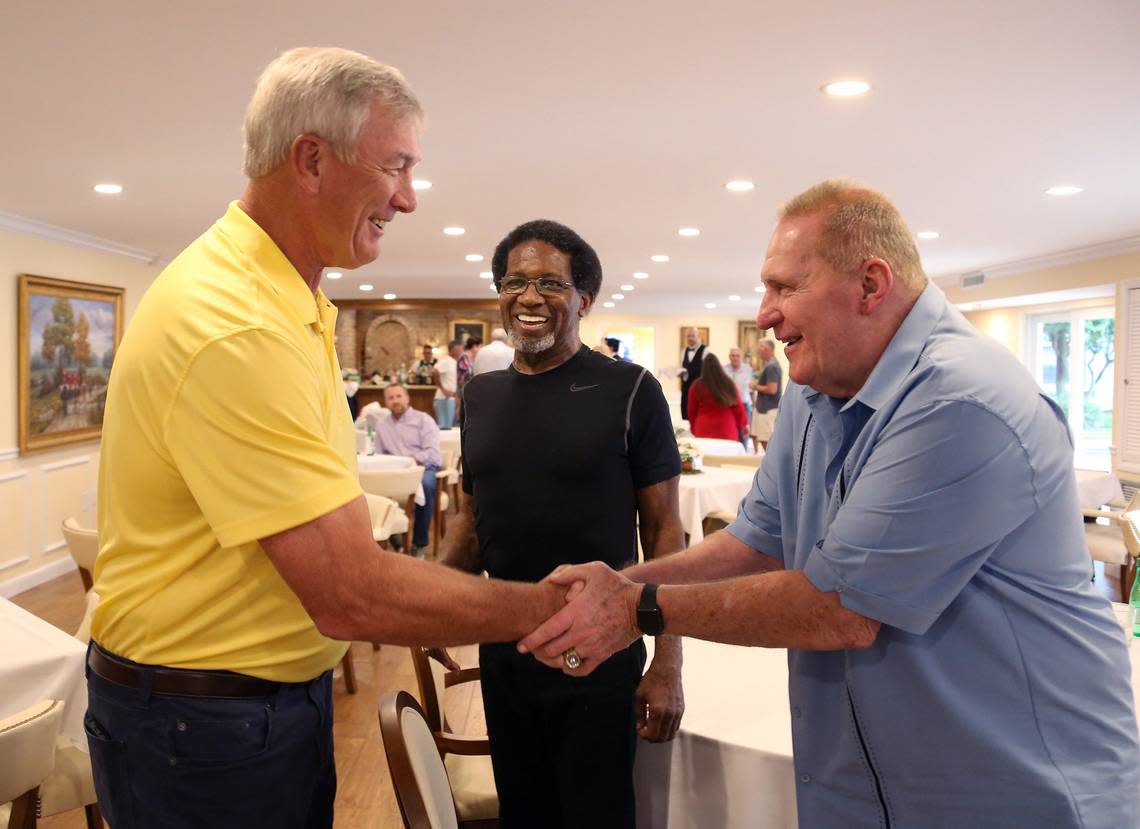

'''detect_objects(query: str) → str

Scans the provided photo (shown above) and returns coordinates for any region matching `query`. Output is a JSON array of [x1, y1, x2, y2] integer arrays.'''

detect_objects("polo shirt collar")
[[846, 280, 945, 412], [217, 201, 320, 327]]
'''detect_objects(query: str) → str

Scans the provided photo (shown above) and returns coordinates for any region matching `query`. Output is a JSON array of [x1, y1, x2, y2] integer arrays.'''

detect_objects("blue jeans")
[[434, 397, 456, 428], [413, 464, 439, 548], [85, 643, 336, 828]]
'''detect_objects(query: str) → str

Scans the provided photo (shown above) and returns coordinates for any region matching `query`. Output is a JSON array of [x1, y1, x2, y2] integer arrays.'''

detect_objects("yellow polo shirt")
[[92, 202, 359, 681]]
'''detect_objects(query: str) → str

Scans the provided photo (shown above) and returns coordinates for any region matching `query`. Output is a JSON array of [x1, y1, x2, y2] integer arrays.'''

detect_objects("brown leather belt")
[[88, 644, 281, 699]]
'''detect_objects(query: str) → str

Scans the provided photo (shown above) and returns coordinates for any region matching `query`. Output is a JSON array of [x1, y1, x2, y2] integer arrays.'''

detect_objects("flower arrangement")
[[677, 440, 703, 473]]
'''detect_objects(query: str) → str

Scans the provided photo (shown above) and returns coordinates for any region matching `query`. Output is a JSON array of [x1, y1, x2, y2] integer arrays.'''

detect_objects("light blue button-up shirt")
[[728, 282, 1139, 828]]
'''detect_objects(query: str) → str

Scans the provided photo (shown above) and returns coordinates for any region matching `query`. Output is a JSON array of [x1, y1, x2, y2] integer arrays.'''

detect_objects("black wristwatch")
[[636, 583, 665, 636]]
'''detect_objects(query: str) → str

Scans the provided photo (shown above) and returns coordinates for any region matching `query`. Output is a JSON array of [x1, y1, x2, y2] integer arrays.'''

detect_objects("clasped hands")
[[517, 561, 643, 677]]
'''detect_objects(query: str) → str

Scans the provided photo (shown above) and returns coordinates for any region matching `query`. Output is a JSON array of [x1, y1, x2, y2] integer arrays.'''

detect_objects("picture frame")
[[680, 326, 710, 353], [450, 319, 486, 347], [738, 320, 761, 363], [18, 274, 125, 455]]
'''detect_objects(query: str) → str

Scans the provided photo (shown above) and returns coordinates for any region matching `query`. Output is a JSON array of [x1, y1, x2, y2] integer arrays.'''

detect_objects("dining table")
[[686, 436, 747, 457], [677, 465, 757, 543], [1074, 468, 1125, 509], [0, 596, 89, 752]]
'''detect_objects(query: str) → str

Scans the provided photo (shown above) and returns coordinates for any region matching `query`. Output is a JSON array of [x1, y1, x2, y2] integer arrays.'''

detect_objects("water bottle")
[[1130, 567, 1140, 638], [366, 421, 374, 456]]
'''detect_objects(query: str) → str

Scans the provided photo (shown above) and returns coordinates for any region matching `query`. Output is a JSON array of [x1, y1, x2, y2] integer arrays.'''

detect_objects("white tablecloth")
[[0, 597, 88, 752], [635, 640, 796, 829], [678, 466, 757, 543], [688, 437, 746, 457], [1075, 468, 1124, 509], [357, 454, 426, 506]]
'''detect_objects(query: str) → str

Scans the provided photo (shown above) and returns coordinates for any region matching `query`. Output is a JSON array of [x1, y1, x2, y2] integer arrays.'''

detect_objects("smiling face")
[[314, 102, 420, 270], [756, 212, 867, 398], [728, 347, 743, 368], [500, 239, 592, 369]]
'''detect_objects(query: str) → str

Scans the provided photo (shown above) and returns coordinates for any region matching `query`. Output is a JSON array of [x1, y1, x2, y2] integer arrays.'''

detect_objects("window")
[[1026, 306, 1115, 470]]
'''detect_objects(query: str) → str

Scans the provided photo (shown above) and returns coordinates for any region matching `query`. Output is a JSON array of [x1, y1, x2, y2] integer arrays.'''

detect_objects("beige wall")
[[0, 228, 160, 595]]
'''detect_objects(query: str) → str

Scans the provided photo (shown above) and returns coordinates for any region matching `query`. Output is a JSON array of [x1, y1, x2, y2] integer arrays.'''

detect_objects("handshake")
[[516, 562, 648, 677]]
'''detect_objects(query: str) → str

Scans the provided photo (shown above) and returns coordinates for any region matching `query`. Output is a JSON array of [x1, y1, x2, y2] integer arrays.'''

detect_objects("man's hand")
[[635, 660, 684, 742], [518, 562, 641, 676]]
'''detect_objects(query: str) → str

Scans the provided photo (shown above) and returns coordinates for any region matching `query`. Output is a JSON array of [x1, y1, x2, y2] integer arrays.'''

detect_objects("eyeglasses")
[[498, 276, 575, 296]]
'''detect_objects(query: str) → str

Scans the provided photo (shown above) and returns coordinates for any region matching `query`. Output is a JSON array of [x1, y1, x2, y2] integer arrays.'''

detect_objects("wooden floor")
[[10, 572, 476, 829]]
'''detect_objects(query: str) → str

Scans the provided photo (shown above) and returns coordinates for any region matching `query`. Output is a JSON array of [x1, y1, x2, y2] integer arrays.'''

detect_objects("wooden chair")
[[431, 451, 457, 558], [379, 691, 497, 829], [1084, 489, 1140, 602], [361, 467, 424, 550], [408, 648, 498, 827], [60, 518, 98, 593], [0, 699, 64, 829]]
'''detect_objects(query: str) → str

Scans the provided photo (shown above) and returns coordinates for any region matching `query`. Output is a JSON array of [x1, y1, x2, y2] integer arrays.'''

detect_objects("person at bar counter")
[[520, 179, 1140, 829], [438, 219, 686, 828], [87, 47, 571, 829]]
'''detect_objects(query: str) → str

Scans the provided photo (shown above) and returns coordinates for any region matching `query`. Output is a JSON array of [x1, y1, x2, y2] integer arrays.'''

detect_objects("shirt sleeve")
[[802, 398, 1039, 635], [416, 416, 442, 467], [726, 407, 793, 561], [164, 329, 362, 549], [628, 370, 682, 489]]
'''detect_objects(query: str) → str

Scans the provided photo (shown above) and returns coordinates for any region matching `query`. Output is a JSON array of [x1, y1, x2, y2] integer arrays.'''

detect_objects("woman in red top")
[[687, 351, 748, 441]]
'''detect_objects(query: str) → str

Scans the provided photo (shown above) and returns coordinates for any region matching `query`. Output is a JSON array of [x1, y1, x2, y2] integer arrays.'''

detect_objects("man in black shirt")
[[439, 219, 685, 828]]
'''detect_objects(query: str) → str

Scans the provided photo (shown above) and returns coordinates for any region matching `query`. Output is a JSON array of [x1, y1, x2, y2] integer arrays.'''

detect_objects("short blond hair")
[[242, 47, 422, 178], [780, 179, 927, 290]]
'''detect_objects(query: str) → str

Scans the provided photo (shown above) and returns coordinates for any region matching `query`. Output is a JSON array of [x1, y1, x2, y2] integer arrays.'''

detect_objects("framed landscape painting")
[[18, 274, 125, 455]]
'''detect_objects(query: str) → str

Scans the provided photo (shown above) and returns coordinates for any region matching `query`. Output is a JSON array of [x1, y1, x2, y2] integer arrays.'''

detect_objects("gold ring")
[[563, 648, 582, 670]]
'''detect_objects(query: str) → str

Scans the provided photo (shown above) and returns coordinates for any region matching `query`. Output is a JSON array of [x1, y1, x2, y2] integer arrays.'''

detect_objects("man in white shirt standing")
[[725, 347, 754, 421], [433, 339, 460, 427], [472, 326, 515, 375]]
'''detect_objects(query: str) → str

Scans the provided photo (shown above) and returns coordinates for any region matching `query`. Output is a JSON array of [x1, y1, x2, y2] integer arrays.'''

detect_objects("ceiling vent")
[[960, 272, 986, 288]]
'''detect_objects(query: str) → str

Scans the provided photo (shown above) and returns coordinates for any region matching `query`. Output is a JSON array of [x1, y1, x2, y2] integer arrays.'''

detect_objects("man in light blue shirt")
[[521, 179, 1140, 828], [375, 383, 441, 554]]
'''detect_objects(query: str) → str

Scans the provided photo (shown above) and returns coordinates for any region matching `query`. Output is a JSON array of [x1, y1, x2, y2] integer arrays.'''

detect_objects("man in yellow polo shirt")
[[87, 47, 566, 829]]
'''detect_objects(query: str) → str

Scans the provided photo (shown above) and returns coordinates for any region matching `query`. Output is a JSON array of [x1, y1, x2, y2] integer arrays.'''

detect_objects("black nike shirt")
[[460, 345, 681, 582]]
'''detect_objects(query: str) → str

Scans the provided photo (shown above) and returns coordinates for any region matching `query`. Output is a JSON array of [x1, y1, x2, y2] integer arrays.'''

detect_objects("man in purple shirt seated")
[[375, 383, 441, 556]]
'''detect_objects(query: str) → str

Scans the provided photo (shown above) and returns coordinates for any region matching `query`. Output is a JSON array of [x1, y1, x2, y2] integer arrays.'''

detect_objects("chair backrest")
[[364, 492, 396, 532], [360, 467, 424, 502], [0, 699, 64, 804], [379, 691, 459, 829], [1120, 489, 1140, 558], [409, 647, 448, 732], [61, 517, 98, 592]]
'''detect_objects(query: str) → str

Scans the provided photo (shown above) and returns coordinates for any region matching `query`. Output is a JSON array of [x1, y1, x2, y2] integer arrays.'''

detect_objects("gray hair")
[[780, 178, 927, 290], [243, 46, 423, 179], [491, 328, 509, 343], [759, 339, 776, 353]]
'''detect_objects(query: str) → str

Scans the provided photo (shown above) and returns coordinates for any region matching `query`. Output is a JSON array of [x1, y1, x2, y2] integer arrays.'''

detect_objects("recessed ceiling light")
[[620, 284, 635, 292], [916, 231, 940, 240], [678, 227, 700, 237], [360, 284, 374, 292], [93, 183, 122, 194], [465, 254, 484, 262], [383, 292, 397, 300], [728, 294, 741, 301], [443, 226, 466, 236], [704, 302, 717, 309], [822, 79, 871, 97], [412, 179, 432, 191], [754, 286, 765, 293], [1046, 185, 1083, 196], [633, 271, 650, 279], [725, 180, 754, 192], [325, 271, 343, 279], [603, 301, 615, 308], [479, 271, 493, 279], [612, 293, 625, 300], [651, 255, 669, 263]]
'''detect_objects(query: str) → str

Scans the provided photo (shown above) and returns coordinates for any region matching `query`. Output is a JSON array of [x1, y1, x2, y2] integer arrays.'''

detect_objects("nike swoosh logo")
[[570, 383, 600, 392]]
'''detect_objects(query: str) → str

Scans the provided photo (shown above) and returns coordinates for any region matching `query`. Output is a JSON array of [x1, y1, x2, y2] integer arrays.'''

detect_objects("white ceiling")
[[4, 0, 1140, 315]]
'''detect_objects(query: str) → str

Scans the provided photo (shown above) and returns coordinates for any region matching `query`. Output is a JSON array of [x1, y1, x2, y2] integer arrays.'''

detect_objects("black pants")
[[85, 643, 336, 828], [479, 640, 646, 829]]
